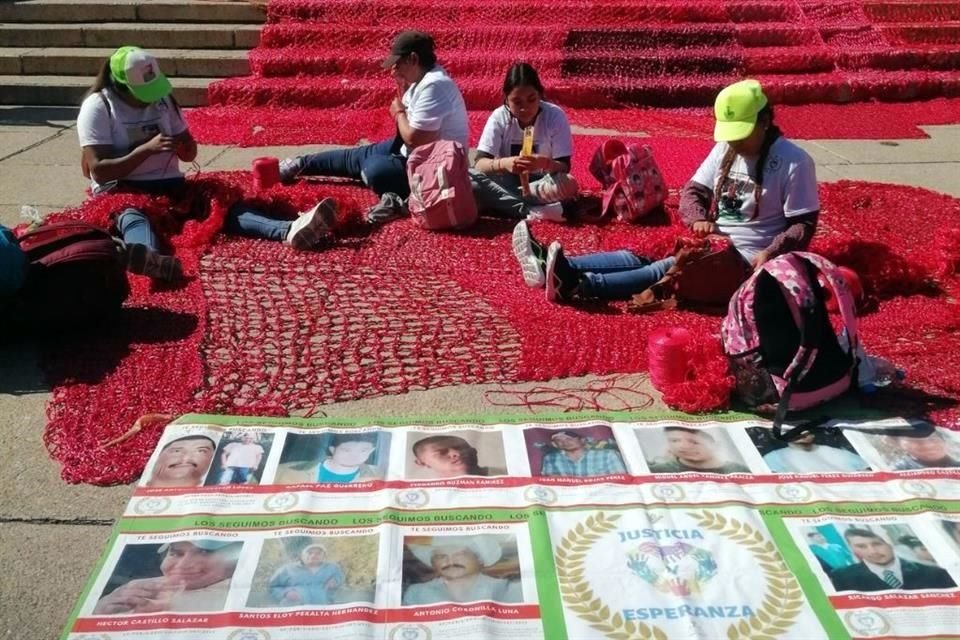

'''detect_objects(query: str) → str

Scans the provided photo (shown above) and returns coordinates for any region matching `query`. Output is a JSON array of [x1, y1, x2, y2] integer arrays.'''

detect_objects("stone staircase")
[[0, 0, 265, 106]]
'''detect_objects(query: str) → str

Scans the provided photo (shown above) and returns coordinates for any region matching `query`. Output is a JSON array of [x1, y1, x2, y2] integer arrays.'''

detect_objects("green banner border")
[[528, 509, 566, 639], [174, 409, 760, 429], [761, 513, 849, 640], [61, 527, 122, 640]]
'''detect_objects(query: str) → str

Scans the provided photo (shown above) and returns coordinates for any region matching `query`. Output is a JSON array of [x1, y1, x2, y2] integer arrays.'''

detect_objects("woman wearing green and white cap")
[[679, 79, 820, 269], [77, 46, 336, 281]]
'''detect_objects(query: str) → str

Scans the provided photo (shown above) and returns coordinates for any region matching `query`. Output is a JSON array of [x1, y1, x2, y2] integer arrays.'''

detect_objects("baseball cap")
[[713, 79, 768, 143], [110, 46, 173, 104], [381, 30, 435, 69], [157, 539, 237, 554]]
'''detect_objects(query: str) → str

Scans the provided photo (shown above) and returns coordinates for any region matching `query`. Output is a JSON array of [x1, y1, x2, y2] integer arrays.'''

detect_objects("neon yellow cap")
[[713, 79, 768, 142]]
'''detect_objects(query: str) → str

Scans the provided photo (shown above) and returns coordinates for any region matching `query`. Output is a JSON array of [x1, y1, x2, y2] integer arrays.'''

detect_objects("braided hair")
[[709, 105, 782, 222]]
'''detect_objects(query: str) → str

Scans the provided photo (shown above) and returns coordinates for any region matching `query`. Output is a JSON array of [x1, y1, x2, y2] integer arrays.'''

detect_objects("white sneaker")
[[512, 220, 547, 288], [286, 197, 336, 250], [527, 202, 565, 222], [531, 173, 579, 203]]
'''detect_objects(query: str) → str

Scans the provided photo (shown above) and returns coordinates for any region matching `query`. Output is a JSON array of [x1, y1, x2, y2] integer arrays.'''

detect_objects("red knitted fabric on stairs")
[[186, 0, 960, 145], [40, 170, 960, 485]]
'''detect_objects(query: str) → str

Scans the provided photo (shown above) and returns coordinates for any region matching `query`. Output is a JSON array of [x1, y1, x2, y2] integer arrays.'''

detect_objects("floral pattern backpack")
[[721, 252, 860, 439], [589, 140, 667, 222]]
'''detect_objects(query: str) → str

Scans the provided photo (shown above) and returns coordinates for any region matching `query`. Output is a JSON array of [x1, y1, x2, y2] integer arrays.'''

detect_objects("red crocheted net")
[[40, 0, 960, 483], [187, 0, 960, 146], [40, 169, 960, 485]]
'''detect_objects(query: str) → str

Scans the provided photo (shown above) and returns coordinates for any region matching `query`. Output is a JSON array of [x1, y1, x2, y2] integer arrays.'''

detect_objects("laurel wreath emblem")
[[555, 512, 667, 640], [555, 511, 804, 640], [690, 510, 803, 639]]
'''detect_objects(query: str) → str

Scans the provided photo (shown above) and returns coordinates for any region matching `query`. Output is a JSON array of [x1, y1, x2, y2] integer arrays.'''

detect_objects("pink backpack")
[[721, 252, 859, 439], [590, 141, 667, 222], [406, 140, 478, 231]]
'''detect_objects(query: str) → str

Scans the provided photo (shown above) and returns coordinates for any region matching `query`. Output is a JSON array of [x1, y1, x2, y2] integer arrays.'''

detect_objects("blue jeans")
[[117, 205, 291, 247], [220, 466, 253, 484], [569, 251, 676, 300], [110, 178, 292, 247], [299, 138, 409, 198]]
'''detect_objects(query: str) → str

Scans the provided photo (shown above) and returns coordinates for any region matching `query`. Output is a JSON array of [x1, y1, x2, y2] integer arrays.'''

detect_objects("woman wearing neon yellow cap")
[[77, 46, 337, 281], [678, 79, 820, 275], [517, 79, 819, 305]]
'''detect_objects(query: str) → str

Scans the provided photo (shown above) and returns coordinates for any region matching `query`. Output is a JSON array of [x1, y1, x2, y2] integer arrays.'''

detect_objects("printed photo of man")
[[217, 432, 265, 485], [406, 431, 507, 480], [891, 431, 960, 470], [942, 519, 960, 554], [245, 534, 378, 608], [93, 540, 243, 614], [145, 435, 217, 488], [538, 430, 626, 478], [275, 431, 390, 485], [642, 427, 750, 474], [751, 429, 869, 474], [829, 527, 956, 592], [402, 535, 522, 606]]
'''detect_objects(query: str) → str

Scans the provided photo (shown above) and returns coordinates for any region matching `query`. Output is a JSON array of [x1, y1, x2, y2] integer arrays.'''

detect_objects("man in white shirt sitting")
[[279, 31, 469, 221]]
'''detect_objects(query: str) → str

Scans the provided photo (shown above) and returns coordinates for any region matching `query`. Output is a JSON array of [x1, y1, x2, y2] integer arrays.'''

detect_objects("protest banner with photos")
[[64, 413, 960, 640]]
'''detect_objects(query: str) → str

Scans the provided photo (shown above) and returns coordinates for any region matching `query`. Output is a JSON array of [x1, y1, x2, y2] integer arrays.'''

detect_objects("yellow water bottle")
[[519, 125, 534, 197]]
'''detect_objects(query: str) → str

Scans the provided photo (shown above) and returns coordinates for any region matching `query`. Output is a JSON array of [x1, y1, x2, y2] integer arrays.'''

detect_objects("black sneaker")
[[366, 192, 407, 225], [124, 243, 183, 282], [545, 241, 580, 303], [512, 220, 547, 288]]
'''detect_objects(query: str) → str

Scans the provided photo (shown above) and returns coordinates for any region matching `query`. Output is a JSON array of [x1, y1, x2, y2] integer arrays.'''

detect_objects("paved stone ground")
[[1, 105, 958, 639]]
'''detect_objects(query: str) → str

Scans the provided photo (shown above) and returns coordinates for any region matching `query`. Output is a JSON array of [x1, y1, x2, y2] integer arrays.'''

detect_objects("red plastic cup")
[[252, 157, 280, 190]]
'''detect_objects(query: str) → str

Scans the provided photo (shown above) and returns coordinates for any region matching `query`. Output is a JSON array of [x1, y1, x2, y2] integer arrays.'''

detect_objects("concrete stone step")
[[0, 23, 261, 49], [0, 0, 266, 24], [0, 47, 250, 77], [0, 75, 214, 106]]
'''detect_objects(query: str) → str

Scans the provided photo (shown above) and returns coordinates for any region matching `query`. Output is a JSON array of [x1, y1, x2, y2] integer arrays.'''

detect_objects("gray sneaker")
[[366, 192, 407, 225], [286, 198, 337, 250], [124, 243, 183, 282], [278, 156, 304, 184]]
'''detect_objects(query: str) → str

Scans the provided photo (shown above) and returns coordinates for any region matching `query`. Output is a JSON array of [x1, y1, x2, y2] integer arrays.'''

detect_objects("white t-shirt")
[[401, 65, 469, 157], [223, 442, 264, 468], [476, 101, 574, 170], [763, 444, 868, 473], [77, 88, 188, 189], [691, 137, 819, 262]]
